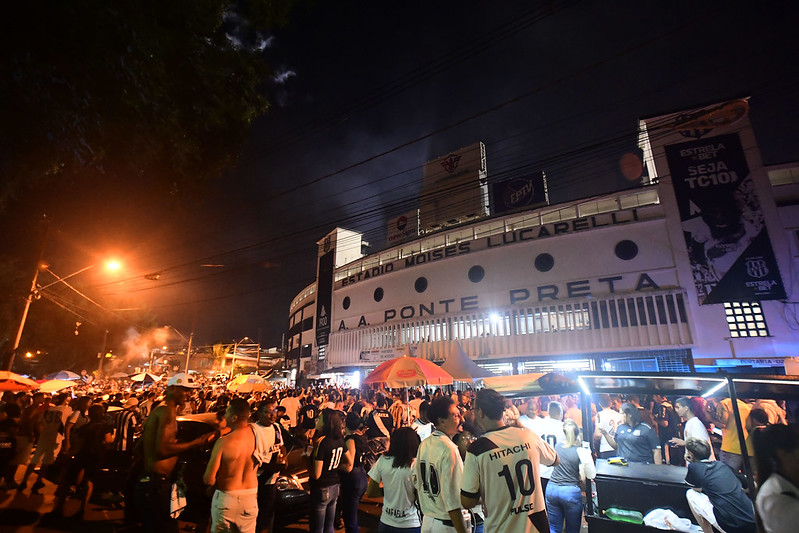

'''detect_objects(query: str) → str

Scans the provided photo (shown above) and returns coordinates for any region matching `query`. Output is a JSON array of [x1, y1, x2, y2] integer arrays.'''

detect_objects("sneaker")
[[31, 480, 45, 493]]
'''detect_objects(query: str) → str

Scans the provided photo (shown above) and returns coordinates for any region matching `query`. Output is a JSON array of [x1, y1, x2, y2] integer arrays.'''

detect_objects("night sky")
[[4, 1, 798, 355]]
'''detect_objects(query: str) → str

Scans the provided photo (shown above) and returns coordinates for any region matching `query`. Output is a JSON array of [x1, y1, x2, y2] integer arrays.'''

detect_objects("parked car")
[[176, 412, 310, 526]]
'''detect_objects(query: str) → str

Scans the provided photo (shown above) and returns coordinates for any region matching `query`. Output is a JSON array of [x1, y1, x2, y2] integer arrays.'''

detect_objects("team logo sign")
[[396, 216, 407, 230], [440, 154, 462, 173], [502, 178, 537, 208], [746, 258, 769, 279]]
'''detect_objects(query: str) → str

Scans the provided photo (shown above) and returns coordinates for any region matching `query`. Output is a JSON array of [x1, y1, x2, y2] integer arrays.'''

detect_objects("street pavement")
[[0, 465, 382, 533]]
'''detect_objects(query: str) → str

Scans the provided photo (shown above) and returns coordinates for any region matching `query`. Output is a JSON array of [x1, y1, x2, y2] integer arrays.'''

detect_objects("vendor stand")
[[485, 370, 799, 532]]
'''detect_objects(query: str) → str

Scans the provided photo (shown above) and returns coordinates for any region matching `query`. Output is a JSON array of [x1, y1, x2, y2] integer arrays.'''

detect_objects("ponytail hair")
[[563, 419, 580, 448]]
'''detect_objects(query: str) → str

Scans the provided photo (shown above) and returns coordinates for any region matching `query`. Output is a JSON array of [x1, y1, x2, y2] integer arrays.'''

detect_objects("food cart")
[[483, 371, 799, 532]]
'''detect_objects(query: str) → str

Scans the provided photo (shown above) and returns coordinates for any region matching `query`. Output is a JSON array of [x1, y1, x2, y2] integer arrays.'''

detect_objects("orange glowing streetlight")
[[5, 258, 123, 371]]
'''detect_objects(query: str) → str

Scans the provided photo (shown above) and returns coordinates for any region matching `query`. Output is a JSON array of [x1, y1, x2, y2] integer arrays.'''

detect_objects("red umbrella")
[[0, 371, 40, 392], [363, 356, 453, 388]]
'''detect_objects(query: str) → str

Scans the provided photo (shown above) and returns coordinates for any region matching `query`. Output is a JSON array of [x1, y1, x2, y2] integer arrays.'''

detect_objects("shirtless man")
[[204, 397, 260, 533], [135, 373, 216, 533]]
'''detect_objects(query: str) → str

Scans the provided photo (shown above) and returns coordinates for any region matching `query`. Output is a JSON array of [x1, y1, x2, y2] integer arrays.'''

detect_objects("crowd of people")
[[0, 373, 797, 533]]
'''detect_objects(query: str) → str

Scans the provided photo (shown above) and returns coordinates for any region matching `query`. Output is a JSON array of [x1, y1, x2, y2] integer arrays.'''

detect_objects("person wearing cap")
[[135, 373, 217, 533]]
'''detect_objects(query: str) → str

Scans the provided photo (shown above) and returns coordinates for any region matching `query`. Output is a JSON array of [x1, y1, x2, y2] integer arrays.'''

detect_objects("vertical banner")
[[665, 133, 786, 304], [315, 250, 334, 346]]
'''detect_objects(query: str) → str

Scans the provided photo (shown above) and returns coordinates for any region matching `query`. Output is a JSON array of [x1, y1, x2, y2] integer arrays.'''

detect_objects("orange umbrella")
[[0, 371, 40, 392], [363, 356, 453, 388]]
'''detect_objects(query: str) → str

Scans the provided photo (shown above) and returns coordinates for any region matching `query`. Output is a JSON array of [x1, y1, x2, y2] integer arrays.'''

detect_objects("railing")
[[327, 289, 692, 365]]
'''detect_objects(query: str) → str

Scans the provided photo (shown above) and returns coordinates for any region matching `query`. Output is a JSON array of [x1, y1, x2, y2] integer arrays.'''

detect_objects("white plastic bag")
[[170, 480, 187, 519], [643, 508, 694, 532]]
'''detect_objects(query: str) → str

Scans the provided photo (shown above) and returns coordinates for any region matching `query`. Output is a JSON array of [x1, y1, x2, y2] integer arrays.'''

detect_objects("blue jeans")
[[310, 484, 340, 533], [341, 466, 368, 533], [545, 483, 583, 533]]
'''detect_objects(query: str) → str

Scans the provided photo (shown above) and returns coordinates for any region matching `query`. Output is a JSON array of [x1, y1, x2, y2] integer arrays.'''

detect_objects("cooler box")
[[587, 459, 694, 533]]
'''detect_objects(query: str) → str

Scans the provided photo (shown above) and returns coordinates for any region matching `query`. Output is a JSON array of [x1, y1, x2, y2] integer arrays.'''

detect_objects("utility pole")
[[183, 331, 194, 374], [4, 223, 49, 371], [96, 329, 109, 377]]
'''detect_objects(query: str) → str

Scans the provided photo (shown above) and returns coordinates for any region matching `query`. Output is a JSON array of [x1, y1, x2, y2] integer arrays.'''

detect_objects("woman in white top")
[[670, 397, 715, 461], [753, 424, 799, 533], [367, 427, 422, 533]]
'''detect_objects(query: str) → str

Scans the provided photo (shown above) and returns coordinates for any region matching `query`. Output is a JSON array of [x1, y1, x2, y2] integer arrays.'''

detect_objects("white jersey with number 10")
[[461, 426, 557, 533]]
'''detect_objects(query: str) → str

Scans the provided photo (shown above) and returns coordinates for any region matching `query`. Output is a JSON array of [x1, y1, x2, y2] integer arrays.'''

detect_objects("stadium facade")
[[286, 99, 799, 380]]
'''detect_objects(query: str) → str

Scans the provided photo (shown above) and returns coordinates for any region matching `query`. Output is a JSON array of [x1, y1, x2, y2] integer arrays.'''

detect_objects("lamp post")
[[229, 337, 250, 378], [166, 326, 195, 374], [4, 259, 122, 371]]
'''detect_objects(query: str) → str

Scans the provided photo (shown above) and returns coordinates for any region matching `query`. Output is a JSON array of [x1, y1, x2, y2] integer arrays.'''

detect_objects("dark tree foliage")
[[1, 0, 293, 208]]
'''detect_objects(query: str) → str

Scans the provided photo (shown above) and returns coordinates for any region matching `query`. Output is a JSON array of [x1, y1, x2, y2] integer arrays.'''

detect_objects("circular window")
[[534, 253, 554, 272], [615, 240, 639, 260], [373, 287, 384, 302], [342, 296, 351, 310], [415, 277, 428, 293], [468, 265, 485, 283]]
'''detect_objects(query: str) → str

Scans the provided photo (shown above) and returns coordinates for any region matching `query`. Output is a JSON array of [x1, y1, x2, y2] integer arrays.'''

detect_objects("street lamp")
[[164, 326, 195, 375], [4, 260, 122, 371], [229, 337, 251, 378]]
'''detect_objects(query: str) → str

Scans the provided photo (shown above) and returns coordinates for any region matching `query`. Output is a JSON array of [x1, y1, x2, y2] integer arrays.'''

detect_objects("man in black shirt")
[[365, 394, 393, 440], [684, 438, 755, 533], [297, 397, 320, 442]]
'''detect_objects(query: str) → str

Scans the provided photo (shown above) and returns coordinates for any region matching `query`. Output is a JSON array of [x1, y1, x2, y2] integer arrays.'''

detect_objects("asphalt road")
[[0, 465, 383, 533]]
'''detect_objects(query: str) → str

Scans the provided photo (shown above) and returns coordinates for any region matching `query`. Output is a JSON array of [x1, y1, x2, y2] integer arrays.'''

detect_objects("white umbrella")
[[45, 370, 81, 381], [130, 372, 162, 384]]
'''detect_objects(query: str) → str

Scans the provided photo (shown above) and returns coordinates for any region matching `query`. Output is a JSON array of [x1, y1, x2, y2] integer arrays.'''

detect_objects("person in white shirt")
[[413, 397, 468, 533], [367, 427, 422, 532], [254, 399, 286, 533], [753, 424, 799, 533], [593, 394, 624, 459], [752, 399, 786, 426], [670, 397, 714, 462], [461, 389, 559, 533], [528, 400, 566, 494], [411, 401, 434, 441], [280, 391, 302, 428]]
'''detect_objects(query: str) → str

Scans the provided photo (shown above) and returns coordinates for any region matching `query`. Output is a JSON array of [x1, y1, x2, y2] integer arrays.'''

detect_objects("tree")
[[1, 0, 293, 208]]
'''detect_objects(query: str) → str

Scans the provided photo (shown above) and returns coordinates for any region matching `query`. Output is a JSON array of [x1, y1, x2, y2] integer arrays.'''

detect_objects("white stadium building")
[[286, 99, 799, 382]]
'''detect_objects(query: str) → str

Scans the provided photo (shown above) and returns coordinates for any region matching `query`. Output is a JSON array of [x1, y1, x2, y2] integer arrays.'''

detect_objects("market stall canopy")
[[227, 373, 268, 393], [363, 356, 454, 388], [39, 379, 78, 393], [482, 372, 578, 398], [483, 371, 799, 400], [130, 372, 161, 384], [440, 342, 494, 381], [574, 372, 727, 397], [45, 370, 81, 381], [0, 371, 39, 392], [264, 372, 287, 383]]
